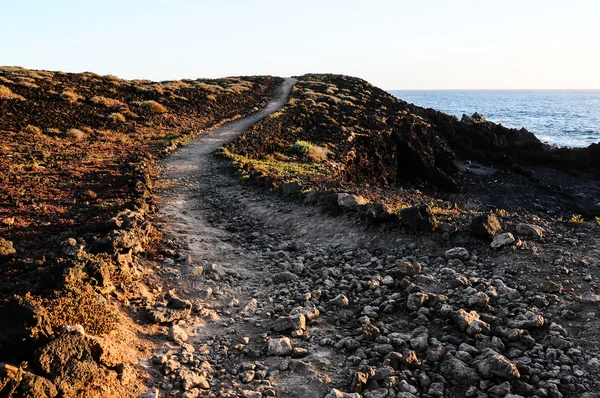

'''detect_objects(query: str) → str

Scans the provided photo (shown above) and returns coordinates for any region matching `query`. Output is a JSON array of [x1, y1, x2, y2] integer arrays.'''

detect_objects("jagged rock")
[[0, 237, 17, 260], [179, 368, 209, 390], [491, 232, 515, 249], [272, 271, 297, 284], [290, 303, 320, 320], [506, 311, 544, 329], [468, 292, 490, 308], [0, 296, 54, 362], [240, 298, 259, 315], [325, 388, 362, 398], [451, 309, 480, 331], [148, 307, 191, 324], [61, 238, 83, 257], [273, 314, 306, 332], [473, 348, 520, 380], [361, 201, 395, 223], [440, 357, 480, 386], [86, 335, 125, 368], [470, 214, 501, 239], [36, 333, 100, 396], [390, 260, 421, 277], [400, 205, 437, 231], [169, 325, 189, 343], [279, 182, 302, 195], [165, 290, 192, 310], [19, 372, 58, 398], [337, 193, 368, 210], [330, 294, 350, 307], [407, 293, 429, 311], [445, 247, 470, 261], [267, 337, 293, 356], [516, 223, 544, 238]]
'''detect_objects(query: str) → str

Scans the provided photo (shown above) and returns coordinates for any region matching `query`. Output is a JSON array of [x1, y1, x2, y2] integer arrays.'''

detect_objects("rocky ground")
[[1, 73, 600, 398], [136, 79, 600, 398]]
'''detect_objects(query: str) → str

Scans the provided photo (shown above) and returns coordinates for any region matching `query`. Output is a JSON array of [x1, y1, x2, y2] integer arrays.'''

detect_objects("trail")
[[152, 78, 392, 397]]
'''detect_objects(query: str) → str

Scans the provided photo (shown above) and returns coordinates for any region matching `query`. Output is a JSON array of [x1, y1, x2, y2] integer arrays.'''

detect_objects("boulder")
[[0, 296, 54, 362], [473, 348, 520, 380], [470, 214, 501, 239], [516, 223, 544, 239], [336, 193, 368, 210], [491, 232, 515, 249], [267, 337, 293, 356], [444, 247, 470, 261], [19, 372, 58, 398], [440, 358, 480, 386], [400, 205, 437, 231], [36, 333, 100, 396]]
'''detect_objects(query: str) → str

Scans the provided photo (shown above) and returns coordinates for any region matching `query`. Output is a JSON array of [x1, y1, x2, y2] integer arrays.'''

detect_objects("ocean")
[[389, 90, 600, 148]]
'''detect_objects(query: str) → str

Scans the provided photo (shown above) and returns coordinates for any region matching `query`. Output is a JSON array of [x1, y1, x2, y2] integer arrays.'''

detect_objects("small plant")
[[140, 100, 167, 113], [595, 216, 600, 224], [60, 91, 79, 102], [291, 140, 312, 154], [108, 112, 126, 123], [568, 214, 584, 224], [65, 128, 86, 141]]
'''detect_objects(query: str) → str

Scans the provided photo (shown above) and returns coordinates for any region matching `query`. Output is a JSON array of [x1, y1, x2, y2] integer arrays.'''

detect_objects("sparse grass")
[[92, 96, 126, 108], [60, 91, 80, 103], [219, 147, 327, 181], [140, 100, 167, 113]]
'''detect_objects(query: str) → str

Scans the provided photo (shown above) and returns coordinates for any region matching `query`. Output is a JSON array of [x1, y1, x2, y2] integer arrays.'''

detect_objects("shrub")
[[60, 91, 79, 102], [92, 96, 126, 108], [0, 85, 13, 98], [291, 140, 330, 162], [291, 140, 312, 154], [24, 124, 42, 135], [108, 112, 126, 123], [65, 128, 86, 141], [140, 100, 167, 113], [38, 286, 118, 335]]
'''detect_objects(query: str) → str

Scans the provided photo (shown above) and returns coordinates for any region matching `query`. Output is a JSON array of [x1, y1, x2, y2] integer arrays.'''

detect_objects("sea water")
[[389, 90, 600, 148]]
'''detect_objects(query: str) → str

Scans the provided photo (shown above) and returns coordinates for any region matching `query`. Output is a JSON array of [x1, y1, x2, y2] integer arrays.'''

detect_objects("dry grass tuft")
[[65, 128, 86, 141], [108, 112, 126, 123], [92, 96, 126, 108], [140, 100, 168, 114], [60, 91, 80, 103]]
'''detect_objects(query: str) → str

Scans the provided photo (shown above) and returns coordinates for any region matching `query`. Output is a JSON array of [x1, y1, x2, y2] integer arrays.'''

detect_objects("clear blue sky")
[[2, 0, 599, 89]]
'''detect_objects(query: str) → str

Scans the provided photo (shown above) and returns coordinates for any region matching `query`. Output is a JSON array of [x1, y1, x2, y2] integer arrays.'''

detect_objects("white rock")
[[516, 223, 544, 238]]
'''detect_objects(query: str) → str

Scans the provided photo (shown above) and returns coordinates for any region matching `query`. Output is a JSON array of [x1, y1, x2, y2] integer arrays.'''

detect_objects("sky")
[[1, 0, 599, 89]]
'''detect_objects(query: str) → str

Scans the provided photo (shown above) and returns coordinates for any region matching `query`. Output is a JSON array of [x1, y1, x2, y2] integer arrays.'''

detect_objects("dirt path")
[[147, 79, 600, 398], [152, 78, 371, 397]]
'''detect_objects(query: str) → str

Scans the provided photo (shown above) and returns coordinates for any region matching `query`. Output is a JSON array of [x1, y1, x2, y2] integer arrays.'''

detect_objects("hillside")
[[0, 66, 280, 397], [227, 74, 599, 218]]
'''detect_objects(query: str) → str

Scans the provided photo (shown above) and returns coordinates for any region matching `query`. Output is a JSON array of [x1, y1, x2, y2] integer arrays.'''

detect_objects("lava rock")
[[400, 205, 438, 231], [470, 214, 501, 239]]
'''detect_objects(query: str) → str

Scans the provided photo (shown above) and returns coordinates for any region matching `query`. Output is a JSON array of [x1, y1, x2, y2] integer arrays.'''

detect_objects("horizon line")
[[387, 88, 600, 91]]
